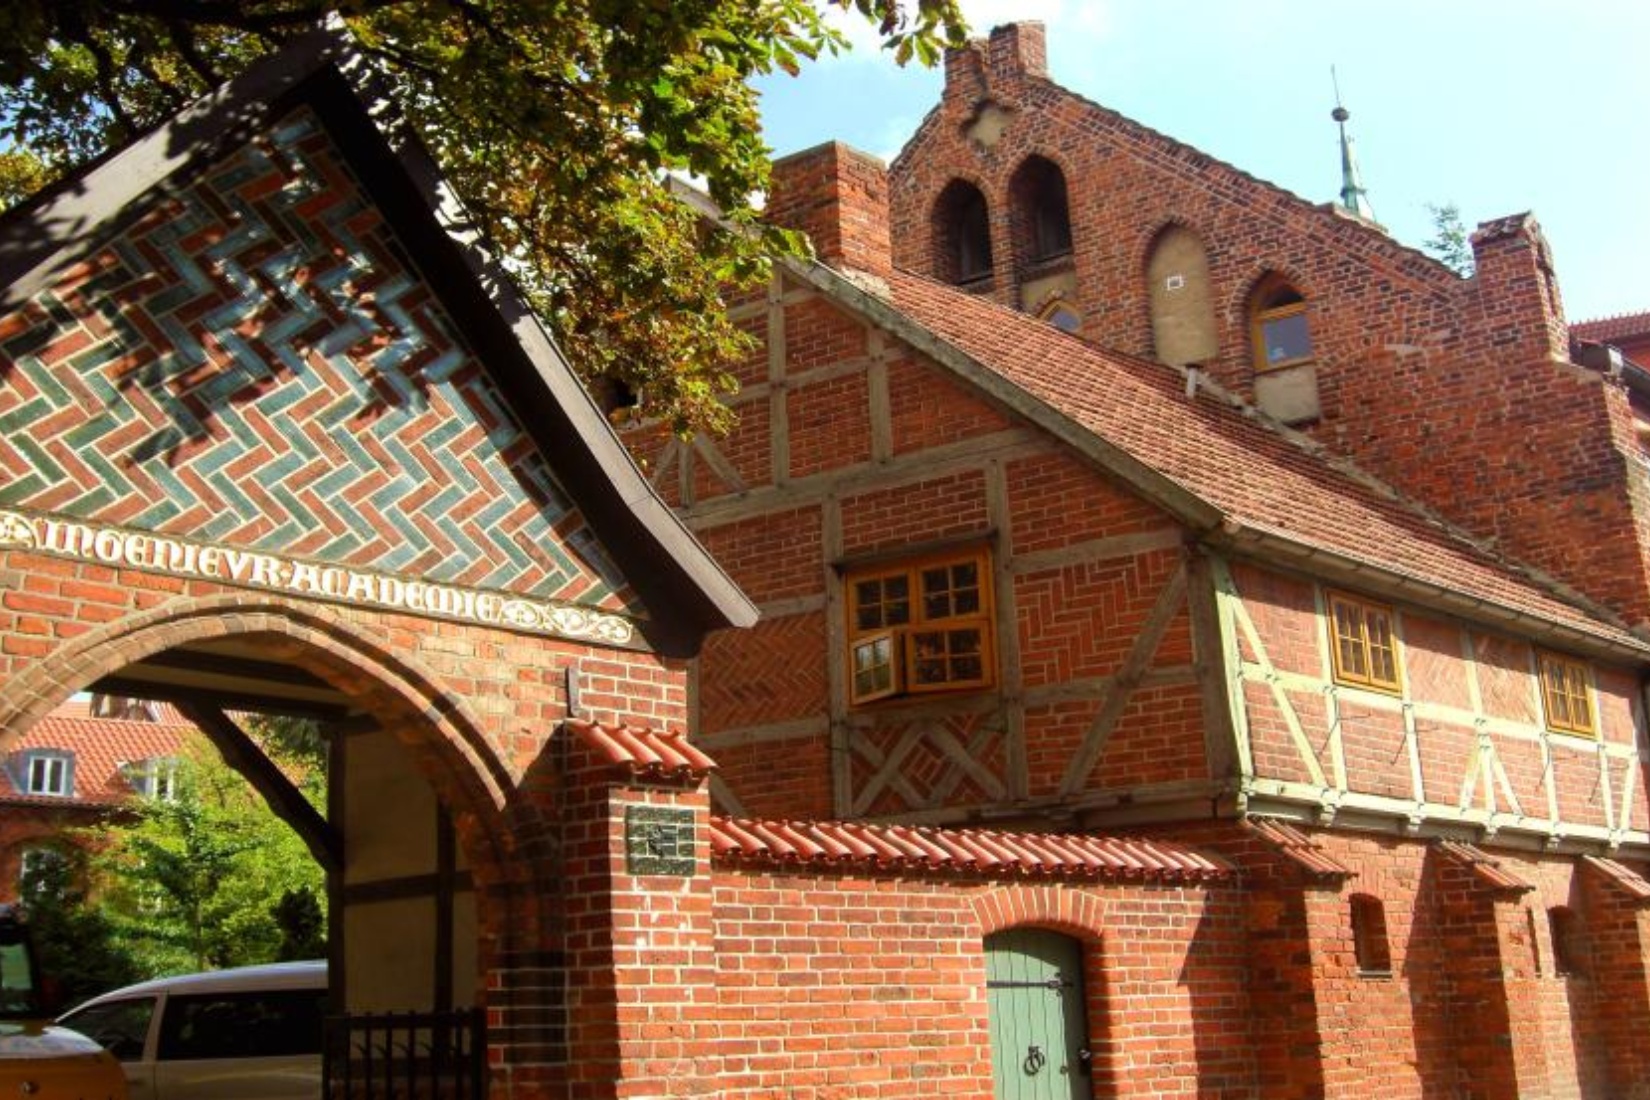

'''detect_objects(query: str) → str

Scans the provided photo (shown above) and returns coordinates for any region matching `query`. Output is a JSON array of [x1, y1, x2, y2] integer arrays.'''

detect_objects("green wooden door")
[[985, 929, 1091, 1100]]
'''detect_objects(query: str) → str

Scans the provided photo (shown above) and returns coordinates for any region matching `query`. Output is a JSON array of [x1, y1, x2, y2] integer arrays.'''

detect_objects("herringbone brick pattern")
[[0, 109, 632, 610]]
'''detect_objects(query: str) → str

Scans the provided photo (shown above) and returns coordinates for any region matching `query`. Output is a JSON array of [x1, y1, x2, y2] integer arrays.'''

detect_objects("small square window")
[[1538, 652, 1595, 737], [1327, 592, 1402, 694]]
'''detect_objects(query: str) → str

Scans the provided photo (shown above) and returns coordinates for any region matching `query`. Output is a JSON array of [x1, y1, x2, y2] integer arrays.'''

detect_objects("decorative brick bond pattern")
[[0, 107, 632, 612]]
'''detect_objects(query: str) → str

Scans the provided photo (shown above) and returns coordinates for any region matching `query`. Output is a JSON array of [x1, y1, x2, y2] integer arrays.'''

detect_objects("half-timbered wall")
[[630, 274, 1210, 824], [1221, 561, 1650, 844]]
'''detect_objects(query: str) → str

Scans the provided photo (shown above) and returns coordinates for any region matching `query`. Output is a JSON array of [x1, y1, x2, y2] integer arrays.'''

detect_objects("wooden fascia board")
[[289, 53, 759, 654], [781, 258, 1226, 534], [1213, 524, 1650, 664]]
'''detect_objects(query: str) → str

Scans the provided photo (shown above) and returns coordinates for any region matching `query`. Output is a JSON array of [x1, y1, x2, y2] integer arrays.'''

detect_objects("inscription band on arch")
[[0, 509, 639, 648]]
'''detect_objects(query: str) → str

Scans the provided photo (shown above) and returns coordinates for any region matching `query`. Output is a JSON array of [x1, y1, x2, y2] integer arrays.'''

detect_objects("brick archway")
[[0, 592, 560, 1003]]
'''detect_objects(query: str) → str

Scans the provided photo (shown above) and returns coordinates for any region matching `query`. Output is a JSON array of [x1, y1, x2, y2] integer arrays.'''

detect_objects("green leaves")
[[0, 0, 966, 434], [92, 735, 326, 975]]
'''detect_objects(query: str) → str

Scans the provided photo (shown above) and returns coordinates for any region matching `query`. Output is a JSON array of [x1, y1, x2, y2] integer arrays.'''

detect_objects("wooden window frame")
[[846, 548, 995, 707], [1538, 651, 1596, 737], [1251, 282, 1314, 372], [1326, 591, 1403, 695]]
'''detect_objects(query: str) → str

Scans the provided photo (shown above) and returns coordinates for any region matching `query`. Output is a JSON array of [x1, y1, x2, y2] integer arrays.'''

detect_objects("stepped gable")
[[788, 258, 1647, 658]]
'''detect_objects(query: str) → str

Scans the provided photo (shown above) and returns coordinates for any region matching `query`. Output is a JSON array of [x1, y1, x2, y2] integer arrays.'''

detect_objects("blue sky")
[[754, 0, 1650, 323]]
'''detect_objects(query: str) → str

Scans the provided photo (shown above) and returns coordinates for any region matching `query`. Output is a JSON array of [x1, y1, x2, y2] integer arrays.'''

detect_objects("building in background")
[[0, 697, 189, 902], [621, 21, 1650, 1098]]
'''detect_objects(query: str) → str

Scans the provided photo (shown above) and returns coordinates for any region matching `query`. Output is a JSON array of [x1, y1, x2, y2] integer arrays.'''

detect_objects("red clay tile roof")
[[565, 719, 718, 778], [1582, 855, 1650, 904], [1243, 818, 1353, 881], [1571, 311, 1650, 345], [1433, 839, 1533, 894], [710, 816, 1230, 882], [2, 704, 192, 808], [834, 266, 1646, 654]]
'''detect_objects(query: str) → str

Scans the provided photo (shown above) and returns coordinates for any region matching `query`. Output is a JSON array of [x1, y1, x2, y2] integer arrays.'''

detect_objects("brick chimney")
[[943, 22, 1047, 98], [987, 22, 1047, 83], [766, 142, 892, 276]]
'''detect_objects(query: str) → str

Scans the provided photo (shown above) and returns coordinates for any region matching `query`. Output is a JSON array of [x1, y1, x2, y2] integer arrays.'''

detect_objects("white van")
[[57, 961, 325, 1100]]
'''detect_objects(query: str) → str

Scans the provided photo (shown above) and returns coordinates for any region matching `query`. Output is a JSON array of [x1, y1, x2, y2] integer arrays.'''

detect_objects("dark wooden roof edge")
[[0, 31, 344, 307], [0, 31, 756, 656]]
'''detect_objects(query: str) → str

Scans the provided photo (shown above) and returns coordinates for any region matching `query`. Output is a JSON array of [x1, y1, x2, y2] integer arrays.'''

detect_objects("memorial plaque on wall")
[[625, 806, 696, 876]]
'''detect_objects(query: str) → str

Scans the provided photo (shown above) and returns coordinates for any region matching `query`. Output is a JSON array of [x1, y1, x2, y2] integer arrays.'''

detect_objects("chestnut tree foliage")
[[0, 0, 965, 433]]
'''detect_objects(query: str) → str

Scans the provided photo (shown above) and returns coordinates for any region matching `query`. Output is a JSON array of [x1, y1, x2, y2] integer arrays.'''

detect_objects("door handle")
[[1023, 1044, 1046, 1076]]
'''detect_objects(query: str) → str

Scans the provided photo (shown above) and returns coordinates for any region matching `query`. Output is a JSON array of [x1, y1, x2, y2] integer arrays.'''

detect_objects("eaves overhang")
[[1210, 522, 1650, 664], [779, 258, 1226, 535]]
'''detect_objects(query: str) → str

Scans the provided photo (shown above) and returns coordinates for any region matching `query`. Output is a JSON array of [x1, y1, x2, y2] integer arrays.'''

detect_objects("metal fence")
[[323, 1008, 487, 1099]]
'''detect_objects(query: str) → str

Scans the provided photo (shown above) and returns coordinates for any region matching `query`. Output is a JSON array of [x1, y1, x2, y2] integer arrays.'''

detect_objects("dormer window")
[[1251, 277, 1313, 370], [1010, 156, 1073, 263], [22, 751, 73, 797], [934, 180, 994, 284], [125, 757, 180, 801]]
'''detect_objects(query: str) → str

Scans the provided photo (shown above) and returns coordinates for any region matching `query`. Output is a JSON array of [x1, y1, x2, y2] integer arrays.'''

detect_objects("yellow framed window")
[[1538, 651, 1595, 736], [1327, 591, 1401, 694], [1251, 279, 1313, 371], [847, 549, 994, 706]]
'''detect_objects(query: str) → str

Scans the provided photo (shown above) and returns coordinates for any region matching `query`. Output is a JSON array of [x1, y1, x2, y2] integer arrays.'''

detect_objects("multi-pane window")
[[1327, 592, 1401, 693], [22, 752, 72, 797], [1538, 652, 1595, 736], [847, 550, 993, 705]]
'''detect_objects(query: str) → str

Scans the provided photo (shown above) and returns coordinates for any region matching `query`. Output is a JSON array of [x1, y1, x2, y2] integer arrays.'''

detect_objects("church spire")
[[1331, 67, 1377, 223]]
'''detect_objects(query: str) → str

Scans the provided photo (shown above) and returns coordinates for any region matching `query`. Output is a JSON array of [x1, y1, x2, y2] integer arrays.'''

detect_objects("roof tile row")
[[565, 719, 718, 778], [1434, 839, 1533, 894], [1243, 817, 1353, 880], [709, 816, 1230, 882]]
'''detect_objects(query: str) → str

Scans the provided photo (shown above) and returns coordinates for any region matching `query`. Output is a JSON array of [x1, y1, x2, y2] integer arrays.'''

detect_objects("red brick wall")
[[878, 23, 1650, 628], [0, 544, 688, 1094], [709, 872, 1250, 1099]]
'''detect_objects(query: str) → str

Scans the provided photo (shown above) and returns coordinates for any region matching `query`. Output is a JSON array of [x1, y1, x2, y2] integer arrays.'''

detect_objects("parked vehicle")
[[57, 960, 325, 1100], [0, 903, 129, 1099]]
